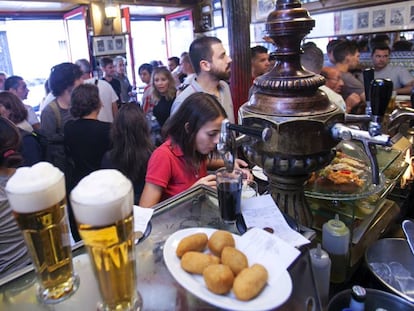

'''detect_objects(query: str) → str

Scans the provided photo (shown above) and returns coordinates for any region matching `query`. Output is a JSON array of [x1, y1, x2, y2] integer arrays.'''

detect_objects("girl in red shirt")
[[139, 92, 249, 207]]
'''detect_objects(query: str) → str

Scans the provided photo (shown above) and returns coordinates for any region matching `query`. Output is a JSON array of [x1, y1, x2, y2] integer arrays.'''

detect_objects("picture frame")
[[252, 0, 276, 23], [92, 35, 126, 56], [213, 9, 224, 28]]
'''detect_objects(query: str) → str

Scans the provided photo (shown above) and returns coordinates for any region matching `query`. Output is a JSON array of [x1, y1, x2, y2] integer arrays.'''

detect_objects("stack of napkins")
[[241, 194, 310, 248], [133, 205, 153, 233]]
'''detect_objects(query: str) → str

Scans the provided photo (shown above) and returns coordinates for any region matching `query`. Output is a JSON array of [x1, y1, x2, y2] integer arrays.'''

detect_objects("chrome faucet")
[[217, 119, 272, 171], [333, 78, 394, 185]]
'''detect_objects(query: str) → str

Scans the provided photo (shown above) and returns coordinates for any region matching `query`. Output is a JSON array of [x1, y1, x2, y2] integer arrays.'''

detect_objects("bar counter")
[[0, 185, 321, 311]]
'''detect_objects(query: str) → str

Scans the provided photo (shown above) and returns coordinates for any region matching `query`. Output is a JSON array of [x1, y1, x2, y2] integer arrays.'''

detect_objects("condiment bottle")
[[309, 243, 331, 308], [349, 285, 366, 311], [322, 214, 350, 283]]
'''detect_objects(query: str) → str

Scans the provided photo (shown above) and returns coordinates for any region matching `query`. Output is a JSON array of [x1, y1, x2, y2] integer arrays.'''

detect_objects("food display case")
[[0, 185, 321, 311], [305, 136, 410, 267]]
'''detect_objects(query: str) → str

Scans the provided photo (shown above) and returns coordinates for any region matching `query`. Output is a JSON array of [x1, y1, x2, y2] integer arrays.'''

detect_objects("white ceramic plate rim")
[[163, 227, 292, 311]]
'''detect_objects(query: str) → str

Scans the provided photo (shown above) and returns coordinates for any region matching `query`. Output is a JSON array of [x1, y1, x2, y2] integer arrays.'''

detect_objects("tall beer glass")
[[5, 162, 79, 303], [70, 169, 141, 311]]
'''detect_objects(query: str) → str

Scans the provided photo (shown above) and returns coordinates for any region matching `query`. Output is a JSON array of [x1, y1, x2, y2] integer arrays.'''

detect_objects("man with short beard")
[[170, 36, 235, 122]]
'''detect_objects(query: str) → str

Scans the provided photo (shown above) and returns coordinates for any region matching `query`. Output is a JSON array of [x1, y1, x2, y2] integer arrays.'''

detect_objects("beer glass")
[[70, 169, 141, 311], [216, 168, 243, 224], [5, 162, 79, 304]]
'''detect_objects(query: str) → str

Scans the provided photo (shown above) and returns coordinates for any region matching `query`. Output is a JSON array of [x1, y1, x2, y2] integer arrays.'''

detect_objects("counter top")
[[0, 185, 321, 311]]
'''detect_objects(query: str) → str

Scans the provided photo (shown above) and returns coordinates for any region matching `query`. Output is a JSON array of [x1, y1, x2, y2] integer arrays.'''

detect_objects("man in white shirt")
[[371, 43, 414, 95], [75, 59, 118, 122], [171, 36, 235, 123], [320, 67, 349, 112]]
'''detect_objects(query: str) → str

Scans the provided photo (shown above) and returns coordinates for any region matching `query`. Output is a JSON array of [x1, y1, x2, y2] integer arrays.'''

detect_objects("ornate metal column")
[[239, 0, 344, 227]]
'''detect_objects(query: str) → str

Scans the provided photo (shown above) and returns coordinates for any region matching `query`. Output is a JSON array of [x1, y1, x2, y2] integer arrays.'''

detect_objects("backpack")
[[19, 129, 49, 163], [25, 101, 62, 162], [49, 100, 62, 133]]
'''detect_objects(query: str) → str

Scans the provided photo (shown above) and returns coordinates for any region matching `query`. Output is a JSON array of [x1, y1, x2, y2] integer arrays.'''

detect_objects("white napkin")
[[237, 228, 300, 285], [133, 205, 153, 233], [241, 194, 310, 248]]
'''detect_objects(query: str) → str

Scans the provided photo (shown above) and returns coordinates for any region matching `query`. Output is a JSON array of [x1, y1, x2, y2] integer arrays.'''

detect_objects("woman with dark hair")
[[139, 92, 249, 207], [101, 103, 154, 203], [40, 62, 83, 172], [64, 84, 111, 241], [0, 117, 31, 277], [0, 91, 42, 166], [64, 84, 111, 191]]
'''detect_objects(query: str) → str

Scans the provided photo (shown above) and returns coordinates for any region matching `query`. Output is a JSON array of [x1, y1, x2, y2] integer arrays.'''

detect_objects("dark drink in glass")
[[216, 168, 243, 224], [218, 181, 241, 223]]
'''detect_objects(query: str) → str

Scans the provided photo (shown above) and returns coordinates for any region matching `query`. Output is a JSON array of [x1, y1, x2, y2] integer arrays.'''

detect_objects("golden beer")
[[71, 169, 141, 311], [6, 162, 79, 303], [13, 200, 76, 301], [78, 214, 137, 310]]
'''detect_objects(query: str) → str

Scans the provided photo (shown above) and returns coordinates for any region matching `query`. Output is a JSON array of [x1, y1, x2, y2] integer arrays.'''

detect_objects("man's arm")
[[395, 67, 414, 95], [112, 101, 118, 118], [395, 80, 414, 95]]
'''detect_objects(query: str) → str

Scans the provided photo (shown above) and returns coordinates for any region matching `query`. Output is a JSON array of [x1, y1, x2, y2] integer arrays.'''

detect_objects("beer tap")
[[331, 79, 393, 185], [363, 67, 375, 116], [369, 78, 393, 137], [217, 119, 272, 171], [345, 75, 414, 139]]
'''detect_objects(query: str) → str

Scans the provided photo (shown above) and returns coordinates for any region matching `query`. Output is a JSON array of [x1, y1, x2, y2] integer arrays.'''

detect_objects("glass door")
[[165, 10, 194, 57], [63, 6, 90, 62]]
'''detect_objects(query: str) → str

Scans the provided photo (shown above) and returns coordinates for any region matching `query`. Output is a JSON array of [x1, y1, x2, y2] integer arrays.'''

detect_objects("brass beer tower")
[[239, 0, 344, 226]]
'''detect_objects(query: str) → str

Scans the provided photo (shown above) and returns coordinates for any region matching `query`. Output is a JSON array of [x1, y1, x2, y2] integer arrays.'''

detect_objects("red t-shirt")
[[145, 138, 207, 200]]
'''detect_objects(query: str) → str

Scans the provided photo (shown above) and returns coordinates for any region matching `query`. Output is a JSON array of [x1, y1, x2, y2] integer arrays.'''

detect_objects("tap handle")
[[227, 123, 272, 142], [370, 78, 393, 117], [218, 119, 236, 171], [363, 68, 375, 102]]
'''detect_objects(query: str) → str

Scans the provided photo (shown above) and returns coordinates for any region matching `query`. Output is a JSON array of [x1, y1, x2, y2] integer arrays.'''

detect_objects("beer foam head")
[[70, 169, 133, 227], [6, 162, 65, 213]]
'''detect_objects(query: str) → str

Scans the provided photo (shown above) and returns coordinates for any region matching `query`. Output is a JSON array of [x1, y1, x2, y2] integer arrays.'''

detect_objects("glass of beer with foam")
[[5, 162, 79, 304], [70, 169, 141, 311]]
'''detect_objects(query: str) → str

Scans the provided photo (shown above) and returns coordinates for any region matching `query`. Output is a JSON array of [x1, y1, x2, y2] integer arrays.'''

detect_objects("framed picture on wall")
[[213, 9, 224, 28], [92, 35, 126, 56], [253, 0, 276, 22]]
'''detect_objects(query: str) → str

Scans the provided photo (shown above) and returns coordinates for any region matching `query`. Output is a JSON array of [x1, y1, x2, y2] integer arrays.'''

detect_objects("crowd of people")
[[1, 33, 413, 277]]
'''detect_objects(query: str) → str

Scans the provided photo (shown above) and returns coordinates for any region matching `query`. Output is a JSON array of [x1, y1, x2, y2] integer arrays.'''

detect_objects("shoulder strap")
[[49, 100, 62, 132]]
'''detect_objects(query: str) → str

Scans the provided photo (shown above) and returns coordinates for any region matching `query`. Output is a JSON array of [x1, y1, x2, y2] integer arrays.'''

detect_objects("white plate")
[[163, 227, 292, 311], [252, 166, 268, 182]]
